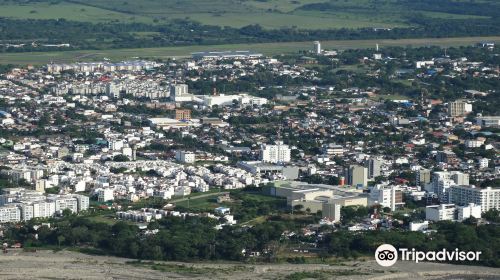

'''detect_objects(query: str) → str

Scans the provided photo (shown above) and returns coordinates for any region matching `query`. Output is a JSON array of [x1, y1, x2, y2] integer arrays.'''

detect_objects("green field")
[[0, 0, 496, 29], [2, 36, 500, 65], [0, 1, 155, 23]]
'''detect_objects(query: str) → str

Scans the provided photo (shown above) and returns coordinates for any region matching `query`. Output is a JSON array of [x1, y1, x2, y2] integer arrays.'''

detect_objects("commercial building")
[[198, 93, 267, 108], [268, 182, 367, 222], [148, 118, 199, 129], [191, 50, 263, 60], [237, 161, 299, 180]]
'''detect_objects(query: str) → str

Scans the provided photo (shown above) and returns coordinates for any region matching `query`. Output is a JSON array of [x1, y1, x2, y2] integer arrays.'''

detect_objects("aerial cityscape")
[[0, 0, 499, 279]]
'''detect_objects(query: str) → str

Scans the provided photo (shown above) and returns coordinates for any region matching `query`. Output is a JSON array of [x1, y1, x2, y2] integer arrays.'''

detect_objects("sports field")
[[2, 36, 500, 65]]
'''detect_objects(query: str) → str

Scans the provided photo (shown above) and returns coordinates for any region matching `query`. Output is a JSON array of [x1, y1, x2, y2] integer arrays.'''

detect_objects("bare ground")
[[0, 249, 498, 280]]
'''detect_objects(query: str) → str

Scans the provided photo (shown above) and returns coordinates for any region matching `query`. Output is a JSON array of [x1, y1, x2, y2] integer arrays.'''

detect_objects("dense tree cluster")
[[322, 222, 500, 267]]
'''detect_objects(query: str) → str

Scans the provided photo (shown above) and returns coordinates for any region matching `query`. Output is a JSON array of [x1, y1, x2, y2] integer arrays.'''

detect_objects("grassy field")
[[2, 36, 500, 65], [0, 1, 155, 23], [0, 0, 495, 29]]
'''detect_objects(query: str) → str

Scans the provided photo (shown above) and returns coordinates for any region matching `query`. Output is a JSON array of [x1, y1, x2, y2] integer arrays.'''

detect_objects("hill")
[[0, 0, 498, 29], [1, 0, 500, 54]]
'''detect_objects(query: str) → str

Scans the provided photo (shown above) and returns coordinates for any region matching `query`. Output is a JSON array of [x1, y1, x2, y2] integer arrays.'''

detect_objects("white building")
[[369, 184, 404, 211], [409, 221, 429, 231], [478, 158, 489, 169], [261, 141, 291, 164], [449, 185, 500, 212], [170, 84, 188, 97], [457, 203, 482, 221], [108, 139, 124, 151], [98, 188, 114, 202], [465, 139, 485, 148], [426, 204, 456, 221], [416, 60, 434, 69], [0, 205, 21, 223], [0, 188, 89, 223], [431, 171, 469, 202], [426, 203, 481, 222], [176, 151, 196, 164], [313, 41, 321, 54]]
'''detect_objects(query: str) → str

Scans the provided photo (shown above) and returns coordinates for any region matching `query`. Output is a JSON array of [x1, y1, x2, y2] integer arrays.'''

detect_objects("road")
[[170, 191, 229, 203]]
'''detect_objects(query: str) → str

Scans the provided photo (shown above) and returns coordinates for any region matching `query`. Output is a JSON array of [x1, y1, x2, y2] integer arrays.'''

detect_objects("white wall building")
[[409, 221, 429, 231], [449, 185, 500, 212], [457, 203, 482, 221], [369, 184, 404, 211], [0, 205, 21, 223], [261, 141, 291, 164], [426, 204, 456, 221], [176, 151, 196, 164], [98, 188, 114, 202]]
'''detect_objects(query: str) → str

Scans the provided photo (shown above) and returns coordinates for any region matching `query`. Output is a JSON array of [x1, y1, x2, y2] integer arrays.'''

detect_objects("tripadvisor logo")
[[375, 244, 398, 267], [374, 244, 482, 267]]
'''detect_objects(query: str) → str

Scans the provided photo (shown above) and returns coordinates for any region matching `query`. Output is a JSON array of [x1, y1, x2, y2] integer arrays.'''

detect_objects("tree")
[[57, 235, 65, 247], [483, 209, 500, 223], [113, 155, 130, 162]]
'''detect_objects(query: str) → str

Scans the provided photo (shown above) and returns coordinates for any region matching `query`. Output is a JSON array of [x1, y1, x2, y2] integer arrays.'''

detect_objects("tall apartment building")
[[416, 169, 431, 187], [367, 158, 382, 179], [369, 185, 404, 211], [176, 150, 196, 164], [261, 141, 291, 164], [449, 185, 500, 212], [347, 165, 368, 187], [436, 151, 458, 166], [431, 171, 469, 202], [322, 202, 341, 222], [313, 41, 321, 54], [170, 84, 188, 97], [448, 100, 472, 117]]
